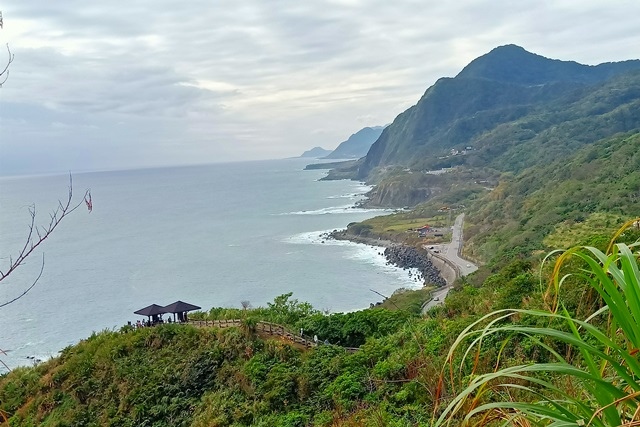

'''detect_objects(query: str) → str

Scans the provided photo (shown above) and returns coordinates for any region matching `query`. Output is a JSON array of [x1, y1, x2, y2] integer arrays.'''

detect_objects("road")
[[422, 213, 477, 311], [441, 213, 477, 276]]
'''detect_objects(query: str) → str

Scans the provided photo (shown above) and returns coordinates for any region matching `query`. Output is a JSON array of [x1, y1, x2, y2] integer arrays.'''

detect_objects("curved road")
[[422, 213, 477, 311]]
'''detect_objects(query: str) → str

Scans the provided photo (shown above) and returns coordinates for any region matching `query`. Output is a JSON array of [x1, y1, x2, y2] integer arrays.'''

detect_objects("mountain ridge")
[[323, 126, 385, 159], [354, 45, 640, 179]]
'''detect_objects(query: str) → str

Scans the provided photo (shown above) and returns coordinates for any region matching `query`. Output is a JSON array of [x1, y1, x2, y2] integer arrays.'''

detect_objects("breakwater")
[[328, 230, 448, 287], [383, 245, 447, 287]]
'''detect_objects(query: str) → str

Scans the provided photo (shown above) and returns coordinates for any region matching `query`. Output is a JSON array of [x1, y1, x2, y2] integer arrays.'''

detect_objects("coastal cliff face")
[[364, 179, 438, 207], [322, 46, 640, 221], [3, 45, 640, 427]]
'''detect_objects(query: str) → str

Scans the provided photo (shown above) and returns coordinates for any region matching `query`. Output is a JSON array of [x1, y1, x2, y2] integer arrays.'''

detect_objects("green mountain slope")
[[466, 131, 640, 261], [2, 45, 640, 427], [457, 44, 640, 85], [356, 45, 640, 179]]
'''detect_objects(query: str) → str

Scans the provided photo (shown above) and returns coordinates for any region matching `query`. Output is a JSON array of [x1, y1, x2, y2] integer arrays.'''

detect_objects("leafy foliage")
[[467, 132, 640, 262], [1, 224, 638, 425], [436, 236, 640, 426], [2, 46, 640, 427]]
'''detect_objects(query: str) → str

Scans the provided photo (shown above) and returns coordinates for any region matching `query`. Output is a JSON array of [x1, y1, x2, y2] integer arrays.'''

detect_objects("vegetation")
[[2, 46, 640, 426], [1, 222, 637, 426], [341, 131, 640, 265], [466, 132, 640, 263], [357, 46, 640, 179], [437, 232, 640, 426]]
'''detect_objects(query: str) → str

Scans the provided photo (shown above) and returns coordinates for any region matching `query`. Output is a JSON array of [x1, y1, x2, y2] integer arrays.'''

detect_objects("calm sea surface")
[[0, 159, 419, 370]]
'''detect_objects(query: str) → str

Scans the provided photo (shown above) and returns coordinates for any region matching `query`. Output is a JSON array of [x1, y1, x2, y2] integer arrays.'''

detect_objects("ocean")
[[0, 158, 420, 371]]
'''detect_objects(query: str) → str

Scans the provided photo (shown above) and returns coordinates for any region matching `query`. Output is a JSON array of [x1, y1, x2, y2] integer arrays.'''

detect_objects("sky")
[[0, 0, 639, 175]]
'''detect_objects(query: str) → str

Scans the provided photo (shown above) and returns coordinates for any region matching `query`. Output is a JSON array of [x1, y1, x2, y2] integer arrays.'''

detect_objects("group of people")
[[126, 319, 162, 328], [133, 317, 173, 328], [126, 312, 190, 329]]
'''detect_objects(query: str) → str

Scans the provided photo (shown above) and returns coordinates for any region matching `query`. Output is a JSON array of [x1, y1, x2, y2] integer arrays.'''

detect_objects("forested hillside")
[[466, 132, 640, 261], [356, 45, 640, 179], [2, 45, 639, 426], [2, 225, 638, 425]]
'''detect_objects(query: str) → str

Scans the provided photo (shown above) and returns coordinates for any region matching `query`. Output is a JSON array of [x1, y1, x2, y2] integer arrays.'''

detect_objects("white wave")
[[285, 231, 423, 290], [345, 244, 424, 289], [16, 341, 42, 349], [285, 230, 339, 245], [277, 205, 391, 216], [352, 183, 373, 193], [326, 194, 359, 199]]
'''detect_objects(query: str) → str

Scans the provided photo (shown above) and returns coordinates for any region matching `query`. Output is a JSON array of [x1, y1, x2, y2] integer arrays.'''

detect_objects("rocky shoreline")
[[383, 245, 447, 287], [327, 230, 447, 288]]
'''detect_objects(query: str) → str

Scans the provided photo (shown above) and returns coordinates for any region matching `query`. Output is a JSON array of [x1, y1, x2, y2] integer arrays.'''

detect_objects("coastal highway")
[[422, 213, 477, 311]]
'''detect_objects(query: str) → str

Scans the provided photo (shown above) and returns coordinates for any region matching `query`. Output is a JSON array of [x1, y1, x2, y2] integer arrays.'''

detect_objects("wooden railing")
[[188, 319, 315, 348], [188, 319, 359, 352]]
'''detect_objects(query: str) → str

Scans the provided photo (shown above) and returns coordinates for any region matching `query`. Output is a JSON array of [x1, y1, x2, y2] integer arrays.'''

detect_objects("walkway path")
[[422, 213, 477, 312], [187, 319, 359, 352]]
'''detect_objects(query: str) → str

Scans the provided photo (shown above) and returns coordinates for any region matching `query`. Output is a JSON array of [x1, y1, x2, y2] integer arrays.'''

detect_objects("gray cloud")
[[1, 0, 639, 174]]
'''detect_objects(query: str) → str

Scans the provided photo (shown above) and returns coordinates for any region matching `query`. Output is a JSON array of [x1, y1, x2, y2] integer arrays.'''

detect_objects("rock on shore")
[[327, 230, 446, 287], [383, 245, 447, 287]]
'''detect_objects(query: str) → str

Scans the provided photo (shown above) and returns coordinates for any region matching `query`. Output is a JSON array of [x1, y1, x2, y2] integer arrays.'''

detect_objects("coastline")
[[0, 160, 400, 372], [327, 229, 396, 248], [326, 229, 447, 289]]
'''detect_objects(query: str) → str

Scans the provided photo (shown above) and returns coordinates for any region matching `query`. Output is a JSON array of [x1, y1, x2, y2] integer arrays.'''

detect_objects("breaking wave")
[[277, 205, 391, 216]]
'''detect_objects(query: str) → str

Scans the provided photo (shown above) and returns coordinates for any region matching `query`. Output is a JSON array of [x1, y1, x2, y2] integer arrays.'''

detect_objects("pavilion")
[[133, 304, 167, 325], [162, 300, 201, 322]]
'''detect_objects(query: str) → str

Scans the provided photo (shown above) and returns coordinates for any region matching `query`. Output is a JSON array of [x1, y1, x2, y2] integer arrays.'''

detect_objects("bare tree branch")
[[0, 43, 12, 87], [0, 174, 92, 307], [0, 255, 44, 309], [0, 9, 13, 88]]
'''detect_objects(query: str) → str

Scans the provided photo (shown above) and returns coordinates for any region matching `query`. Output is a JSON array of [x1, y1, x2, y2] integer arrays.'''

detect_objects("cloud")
[[1, 0, 640, 174]]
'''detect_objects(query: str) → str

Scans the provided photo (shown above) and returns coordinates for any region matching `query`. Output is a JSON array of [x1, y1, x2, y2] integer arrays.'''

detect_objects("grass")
[[435, 218, 640, 426], [362, 215, 443, 232], [543, 212, 626, 249], [354, 213, 452, 244], [379, 288, 434, 314]]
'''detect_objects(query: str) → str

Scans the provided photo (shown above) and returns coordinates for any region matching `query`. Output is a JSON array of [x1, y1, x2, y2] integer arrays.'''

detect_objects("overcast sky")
[[0, 0, 639, 175]]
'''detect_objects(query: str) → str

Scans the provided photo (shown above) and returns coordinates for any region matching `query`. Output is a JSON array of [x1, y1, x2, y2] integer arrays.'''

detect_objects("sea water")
[[0, 158, 420, 370]]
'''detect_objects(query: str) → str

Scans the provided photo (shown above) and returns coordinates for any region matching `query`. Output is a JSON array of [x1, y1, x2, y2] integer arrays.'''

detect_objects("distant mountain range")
[[299, 126, 385, 159], [324, 126, 385, 159], [299, 147, 333, 158]]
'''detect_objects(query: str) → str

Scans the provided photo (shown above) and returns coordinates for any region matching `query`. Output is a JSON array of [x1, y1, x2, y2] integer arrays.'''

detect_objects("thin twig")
[[0, 174, 91, 308], [0, 43, 13, 87], [0, 254, 45, 308]]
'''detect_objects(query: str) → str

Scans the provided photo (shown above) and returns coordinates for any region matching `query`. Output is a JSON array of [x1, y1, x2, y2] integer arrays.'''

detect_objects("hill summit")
[[457, 44, 640, 85], [355, 44, 640, 179]]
